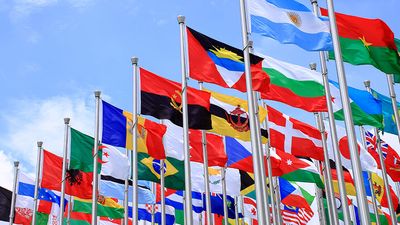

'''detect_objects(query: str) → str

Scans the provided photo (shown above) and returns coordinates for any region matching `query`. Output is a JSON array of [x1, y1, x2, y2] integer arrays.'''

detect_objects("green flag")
[[69, 128, 101, 173]]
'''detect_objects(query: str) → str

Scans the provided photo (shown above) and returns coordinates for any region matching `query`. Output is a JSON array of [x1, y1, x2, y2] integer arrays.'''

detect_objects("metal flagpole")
[[124, 149, 130, 225], [151, 204, 155, 225], [198, 81, 213, 225], [234, 196, 239, 225], [364, 80, 397, 225], [325, 0, 371, 223], [32, 141, 43, 225], [131, 57, 139, 225], [59, 118, 70, 225], [177, 15, 193, 225], [92, 91, 101, 225], [314, 161, 327, 225], [222, 167, 229, 225], [239, 1, 267, 224], [9, 161, 19, 225], [160, 159, 166, 225], [239, 196, 245, 225], [386, 74, 400, 143], [67, 195, 72, 225], [274, 176, 283, 224]]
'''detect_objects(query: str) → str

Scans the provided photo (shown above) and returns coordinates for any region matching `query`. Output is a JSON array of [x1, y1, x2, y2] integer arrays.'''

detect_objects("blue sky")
[[0, 0, 399, 188]]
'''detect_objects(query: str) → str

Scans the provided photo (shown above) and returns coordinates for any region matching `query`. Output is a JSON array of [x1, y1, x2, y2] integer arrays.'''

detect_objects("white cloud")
[[0, 150, 15, 190], [10, 0, 58, 21], [66, 0, 94, 11]]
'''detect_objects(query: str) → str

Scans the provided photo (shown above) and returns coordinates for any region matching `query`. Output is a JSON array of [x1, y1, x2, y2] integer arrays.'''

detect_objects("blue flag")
[[372, 89, 400, 135]]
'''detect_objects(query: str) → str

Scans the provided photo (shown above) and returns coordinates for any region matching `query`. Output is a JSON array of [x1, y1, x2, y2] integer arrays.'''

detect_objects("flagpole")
[[313, 161, 327, 225], [91, 91, 101, 225], [131, 57, 139, 225], [364, 80, 397, 225], [9, 161, 19, 225], [234, 196, 239, 225], [325, 1, 371, 223], [273, 176, 283, 224], [32, 141, 43, 225], [160, 159, 166, 225], [239, 0, 267, 224], [67, 195, 72, 225], [309, 0, 352, 220], [222, 167, 229, 225], [239, 196, 245, 225], [386, 74, 400, 143], [124, 149, 129, 225], [59, 118, 70, 225], [198, 81, 213, 225], [314, 112, 339, 225], [151, 204, 155, 225], [177, 15, 193, 225]]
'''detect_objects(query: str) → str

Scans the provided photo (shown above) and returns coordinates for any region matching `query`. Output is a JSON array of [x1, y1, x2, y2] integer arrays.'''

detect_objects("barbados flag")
[[187, 27, 269, 93], [102, 100, 167, 159]]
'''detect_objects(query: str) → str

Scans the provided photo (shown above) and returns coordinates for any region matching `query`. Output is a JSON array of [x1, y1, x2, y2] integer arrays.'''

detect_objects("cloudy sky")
[[0, 0, 399, 190]]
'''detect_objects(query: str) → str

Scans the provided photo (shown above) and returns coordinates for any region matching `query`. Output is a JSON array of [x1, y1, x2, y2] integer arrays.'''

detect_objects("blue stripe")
[[133, 207, 175, 225], [251, 15, 333, 51], [278, 178, 295, 200], [225, 137, 252, 167], [363, 172, 372, 197], [101, 100, 128, 148], [18, 182, 62, 205], [372, 89, 400, 135], [100, 180, 155, 204], [267, 0, 311, 12], [207, 51, 245, 72], [166, 191, 203, 213]]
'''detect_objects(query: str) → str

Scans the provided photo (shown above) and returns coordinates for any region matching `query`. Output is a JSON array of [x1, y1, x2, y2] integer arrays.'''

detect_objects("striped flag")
[[281, 204, 314, 225]]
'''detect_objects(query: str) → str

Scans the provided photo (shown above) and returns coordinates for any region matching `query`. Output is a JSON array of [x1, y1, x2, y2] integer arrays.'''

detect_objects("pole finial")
[[177, 15, 185, 24], [64, 118, 70, 124], [309, 63, 317, 71], [363, 80, 371, 88], [14, 161, 19, 167], [310, 0, 318, 4], [37, 141, 43, 147], [131, 57, 138, 65], [94, 91, 101, 98]]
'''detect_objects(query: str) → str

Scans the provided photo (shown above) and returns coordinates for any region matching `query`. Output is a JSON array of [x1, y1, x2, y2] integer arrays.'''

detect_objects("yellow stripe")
[[103, 198, 124, 209], [122, 111, 133, 150]]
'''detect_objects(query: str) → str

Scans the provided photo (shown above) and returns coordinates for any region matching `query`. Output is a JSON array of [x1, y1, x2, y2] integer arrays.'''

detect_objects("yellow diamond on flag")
[[141, 157, 178, 179]]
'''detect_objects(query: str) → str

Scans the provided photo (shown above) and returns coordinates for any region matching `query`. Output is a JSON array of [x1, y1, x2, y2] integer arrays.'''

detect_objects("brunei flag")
[[208, 90, 268, 142], [102, 100, 167, 159], [187, 27, 269, 93], [140, 68, 212, 130]]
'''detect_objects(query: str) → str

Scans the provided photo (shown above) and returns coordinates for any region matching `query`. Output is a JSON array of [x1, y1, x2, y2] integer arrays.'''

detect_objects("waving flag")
[[131, 204, 175, 225], [249, 0, 332, 51], [363, 171, 399, 210], [0, 186, 11, 222], [187, 27, 269, 93], [101, 144, 130, 180], [279, 178, 312, 211], [72, 197, 124, 219], [371, 89, 400, 135]]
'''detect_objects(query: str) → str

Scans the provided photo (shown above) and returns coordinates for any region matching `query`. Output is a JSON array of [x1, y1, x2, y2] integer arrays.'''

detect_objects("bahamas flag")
[[187, 27, 269, 93], [371, 89, 400, 135], [102, 100, 167, 159]]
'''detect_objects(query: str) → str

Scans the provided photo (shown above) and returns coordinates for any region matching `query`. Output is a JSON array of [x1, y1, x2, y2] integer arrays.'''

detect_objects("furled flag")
[[267, 106, 324, 161], [329, 80, 383, 129], [0, 186, 11, 222], [249, 0, 332, 51], [320, 8, 400, 79], [72, 196, 124, 219], [41, 149, 93, 199], [138, 120, 184, 190], [365, 130, 400, 181], [102, 100, 167, 159], [140, 67, 212, 130], [260, 54, 327, 112], [325, 122, 378, 172], [371, 89, 400, 135], [131, 204, 175, 225], [186, 27, 269, 93], [208, 90, 268, 142], [189, 131, 227, 167]]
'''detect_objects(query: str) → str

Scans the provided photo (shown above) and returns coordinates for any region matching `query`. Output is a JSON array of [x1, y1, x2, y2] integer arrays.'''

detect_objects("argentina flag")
[[249, 0, 333, 51]]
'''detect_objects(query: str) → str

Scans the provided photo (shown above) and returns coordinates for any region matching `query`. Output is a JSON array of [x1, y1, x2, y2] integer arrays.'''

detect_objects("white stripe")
[[214, 64, 243, 88]]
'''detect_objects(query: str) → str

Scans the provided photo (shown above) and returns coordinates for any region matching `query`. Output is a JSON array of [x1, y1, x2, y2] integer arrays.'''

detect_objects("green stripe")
[[36, 212, 50, 225], [334, 102, 384, 128], [65, 219, 91, 225], [329, 37, 400, 75], [72, 199, 124, 219], [70, 128, 100, 173], [263, 68, 325, 98], [281, 170, 324, 189], [299, 186, 315, 205]]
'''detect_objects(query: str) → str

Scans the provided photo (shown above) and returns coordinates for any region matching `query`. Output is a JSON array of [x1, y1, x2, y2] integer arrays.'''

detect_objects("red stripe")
[[189, 131, 227, 167], [320, 8, 397, 49], [143, 118, 167, 159]]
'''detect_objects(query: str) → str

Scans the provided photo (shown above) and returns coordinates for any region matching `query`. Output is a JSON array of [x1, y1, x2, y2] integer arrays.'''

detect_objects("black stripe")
[[141, 91, 212, 130], [100, 175, 151, 191]]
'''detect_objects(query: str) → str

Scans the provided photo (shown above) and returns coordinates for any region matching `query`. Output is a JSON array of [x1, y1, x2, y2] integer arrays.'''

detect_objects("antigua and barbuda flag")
[[187, 27, 269, 93]]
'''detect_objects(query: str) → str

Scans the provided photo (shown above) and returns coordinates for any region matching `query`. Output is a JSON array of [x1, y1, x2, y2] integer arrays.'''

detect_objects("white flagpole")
[[313, 161, 327, 225], [124, 149, 129, 225], [59, 118, 70, 225], [67, 195, 72, 225], [198, 81, 213, 225], [32, 141, 43, 225], [234, 196, 239, 225], [363, 80, 397, 225], [386, 74, 400, 143], [325, 1, 371, 223], [222, 167, 229, 225], [151, 204, 155, 225], [160, 159, 166, 225], [131, 57, 139, 225], [239, 196, 246, 225], [9, 161, 19, 225], [177, 15, 193, 225], [273, 176, 283, 224], [91, 91, 101, 225], [239, 0, 267, 224]]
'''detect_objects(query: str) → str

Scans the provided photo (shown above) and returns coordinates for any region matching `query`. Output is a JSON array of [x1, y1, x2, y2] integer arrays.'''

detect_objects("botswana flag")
[[140, 68, 212, 130]]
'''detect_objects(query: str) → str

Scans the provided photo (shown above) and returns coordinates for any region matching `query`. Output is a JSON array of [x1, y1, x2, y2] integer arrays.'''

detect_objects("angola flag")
[[187, 27, 269, 93], [140, 68, 212, 130]]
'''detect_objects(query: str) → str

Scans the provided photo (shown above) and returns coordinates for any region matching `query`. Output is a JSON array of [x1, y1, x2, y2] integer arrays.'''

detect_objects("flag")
[[41, 150, 93, 199], [330, 80, 383, 129], [249, 0, 332, 51], [189, 130, 227, 167], [0, 186, 11, 222], [140, 67, 212, 130], [67, 211, 91, 225], [100, 144, 130, 180], [72, 197, 124, 219], [133, 204, 175, 225], [364, 171, 399, 210], [279, 178, 313, 212], [69, 127, 100, 173], [371, 89, 400, 135], [331, 167, 356, 196], [267, 106, 324, 161], [326, 122, 378, 172], [208, 193, 241, 219], [102, 100, 167, 159], [281, 204, 314, 225], [260, 54, 327, 112], [208, 90, 268, 142], [243, 196, 258, 220], [186, 27, 269, 93], [320, 8, 400, 78]]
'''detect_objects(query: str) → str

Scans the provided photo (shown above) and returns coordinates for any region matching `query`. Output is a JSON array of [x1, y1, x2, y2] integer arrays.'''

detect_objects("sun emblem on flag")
[[287, 12, 302, 27], [170, 90, 183, 113], [226, 105, 250, 132], [209, 46, 243, 62]]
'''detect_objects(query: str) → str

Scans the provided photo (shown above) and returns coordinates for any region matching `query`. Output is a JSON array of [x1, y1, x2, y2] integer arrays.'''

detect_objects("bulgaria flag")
[[267, 105, 324, 161], [320, 8, 400, 81], [261, 54, 327, 112]]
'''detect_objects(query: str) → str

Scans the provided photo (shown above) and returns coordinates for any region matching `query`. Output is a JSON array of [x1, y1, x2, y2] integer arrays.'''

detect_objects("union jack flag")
[[364, 131, 388, 159]]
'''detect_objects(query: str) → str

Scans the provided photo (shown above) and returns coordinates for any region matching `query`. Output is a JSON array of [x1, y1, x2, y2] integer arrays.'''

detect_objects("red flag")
[[189, 131, 227, 167]]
